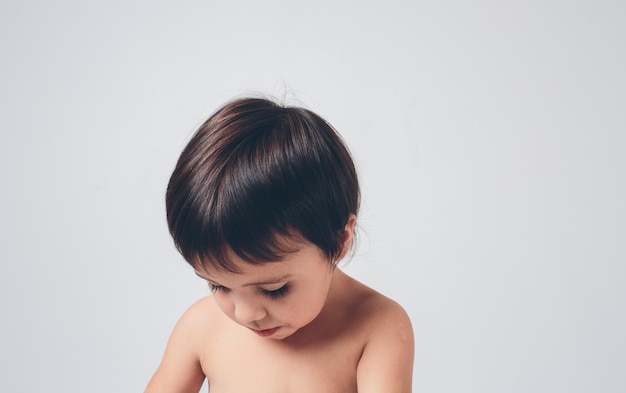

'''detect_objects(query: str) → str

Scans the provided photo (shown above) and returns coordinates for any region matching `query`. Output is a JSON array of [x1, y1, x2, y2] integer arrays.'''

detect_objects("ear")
[[336, 214, 357, 262]]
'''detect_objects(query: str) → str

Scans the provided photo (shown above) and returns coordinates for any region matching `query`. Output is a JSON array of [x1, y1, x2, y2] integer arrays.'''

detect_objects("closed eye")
[[261, 285, 288, 299], [208, 282, 229, 293]]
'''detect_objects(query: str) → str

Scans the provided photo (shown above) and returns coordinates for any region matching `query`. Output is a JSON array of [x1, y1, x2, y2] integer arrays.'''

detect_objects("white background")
[[1, 1, 625, 392]]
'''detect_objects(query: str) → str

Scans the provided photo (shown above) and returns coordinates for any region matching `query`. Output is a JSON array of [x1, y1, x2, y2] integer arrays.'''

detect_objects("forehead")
[[195, 231, 310, 273], [194, 241, 329, 285], [195, 261, 290, 286]]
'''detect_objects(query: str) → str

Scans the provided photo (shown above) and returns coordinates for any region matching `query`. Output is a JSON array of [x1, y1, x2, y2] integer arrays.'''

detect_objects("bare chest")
[[200, 330, 363, 393]]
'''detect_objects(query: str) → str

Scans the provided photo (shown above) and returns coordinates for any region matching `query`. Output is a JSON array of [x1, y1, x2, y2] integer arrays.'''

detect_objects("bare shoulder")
[[367, 296, 413, 341], [178, 295, 219, 333], [144, 296, 217, 393], [161, 295, 218, 349], [342, 273, 413, 338], [342, 274, 414, 393]]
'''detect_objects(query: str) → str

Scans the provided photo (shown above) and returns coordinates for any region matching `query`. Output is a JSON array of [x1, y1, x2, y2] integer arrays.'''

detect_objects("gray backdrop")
[[1, 0, 624, 392]]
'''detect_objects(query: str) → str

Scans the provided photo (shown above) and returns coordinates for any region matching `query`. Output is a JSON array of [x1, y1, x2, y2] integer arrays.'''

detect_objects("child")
[[145, 97, 414, 393]]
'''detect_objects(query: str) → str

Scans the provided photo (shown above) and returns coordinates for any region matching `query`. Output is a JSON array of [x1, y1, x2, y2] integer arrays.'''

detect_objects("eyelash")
[[207, 283, 289, 300], [261, 285, 289, 299], [208, 283, 227, 293]]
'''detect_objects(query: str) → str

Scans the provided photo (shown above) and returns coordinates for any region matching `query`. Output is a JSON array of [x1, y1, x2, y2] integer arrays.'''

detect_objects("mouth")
[[250, 326, 279, 337]]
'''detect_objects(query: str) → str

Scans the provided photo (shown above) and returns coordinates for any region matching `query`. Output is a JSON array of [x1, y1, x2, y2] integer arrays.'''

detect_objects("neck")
[[279, 269, 351, 346]]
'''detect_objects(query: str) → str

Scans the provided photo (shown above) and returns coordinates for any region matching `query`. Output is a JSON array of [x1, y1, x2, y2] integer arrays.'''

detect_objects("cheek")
[[213, 294, 236, 319], [281, 284, 330, 325]]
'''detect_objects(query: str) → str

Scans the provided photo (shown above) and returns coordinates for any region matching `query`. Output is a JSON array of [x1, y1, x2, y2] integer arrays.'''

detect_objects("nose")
[[233, 296, 267, 324]]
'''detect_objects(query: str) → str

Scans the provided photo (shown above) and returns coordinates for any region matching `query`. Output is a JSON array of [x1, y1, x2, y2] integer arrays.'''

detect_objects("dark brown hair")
[[166, 97, 360, 272]]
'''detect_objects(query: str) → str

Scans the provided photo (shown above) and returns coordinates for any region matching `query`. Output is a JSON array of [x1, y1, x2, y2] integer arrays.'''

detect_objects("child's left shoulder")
[[341, 271, 413, 338], [338, 270, 414, 392]]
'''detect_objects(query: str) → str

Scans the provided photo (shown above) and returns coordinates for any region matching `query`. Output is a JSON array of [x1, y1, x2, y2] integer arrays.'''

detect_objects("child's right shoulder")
[[175, 295, 220, 337], [144, 296, 218, 392]]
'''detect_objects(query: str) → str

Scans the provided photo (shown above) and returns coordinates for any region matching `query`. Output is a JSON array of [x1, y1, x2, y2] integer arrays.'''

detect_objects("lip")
[[250, 326, 279, 337]]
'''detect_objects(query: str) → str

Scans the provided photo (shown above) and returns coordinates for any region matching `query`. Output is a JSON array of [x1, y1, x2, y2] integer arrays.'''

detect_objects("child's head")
[[166, 97, 360, 273]]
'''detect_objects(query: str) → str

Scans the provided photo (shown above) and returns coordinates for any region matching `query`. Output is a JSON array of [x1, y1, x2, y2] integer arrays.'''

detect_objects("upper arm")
[[144, 299, 210, 393], [356, 301, 414, 393]]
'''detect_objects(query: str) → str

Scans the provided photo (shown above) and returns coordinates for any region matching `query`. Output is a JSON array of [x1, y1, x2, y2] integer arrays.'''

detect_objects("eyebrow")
[[194, 272, 292, 287]]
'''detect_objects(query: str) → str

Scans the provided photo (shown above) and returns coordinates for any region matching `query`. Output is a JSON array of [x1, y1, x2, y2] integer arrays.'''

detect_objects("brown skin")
[[145, 221, 414, 393]]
